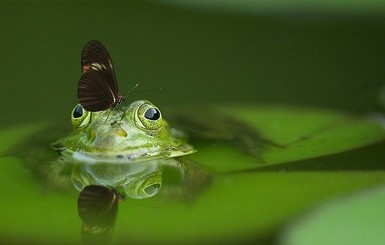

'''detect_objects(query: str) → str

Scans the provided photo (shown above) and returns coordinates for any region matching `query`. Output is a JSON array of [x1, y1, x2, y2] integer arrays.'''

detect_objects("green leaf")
[[190, 105, 385, 173], [280, 184, 385, 245]]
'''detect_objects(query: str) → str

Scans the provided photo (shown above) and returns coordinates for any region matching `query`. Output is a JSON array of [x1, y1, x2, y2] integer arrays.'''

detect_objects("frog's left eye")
[[135, 102, 162, 131], [71, 104, 91, 128]]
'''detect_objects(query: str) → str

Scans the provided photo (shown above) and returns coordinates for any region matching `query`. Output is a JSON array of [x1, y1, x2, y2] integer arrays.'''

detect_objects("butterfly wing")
[[78, 40, 119, 111], [78, 185, 120, 244], [78, 69, 117, 111]]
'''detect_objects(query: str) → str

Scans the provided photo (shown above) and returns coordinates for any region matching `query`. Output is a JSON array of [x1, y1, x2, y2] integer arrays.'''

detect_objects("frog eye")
[[135, 102, 162, 131], [144, 107, 161, 121], [71, 104, 91, 128], [123, 173, 162, 199]]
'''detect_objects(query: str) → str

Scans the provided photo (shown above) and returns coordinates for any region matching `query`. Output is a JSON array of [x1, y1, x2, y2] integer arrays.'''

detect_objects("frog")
[[39, 100, 214, 244], [52, 100, 195, 164]]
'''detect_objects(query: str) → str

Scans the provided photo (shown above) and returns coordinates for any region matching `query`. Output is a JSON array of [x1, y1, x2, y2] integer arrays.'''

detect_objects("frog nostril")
[[116, 129, 127, 137]]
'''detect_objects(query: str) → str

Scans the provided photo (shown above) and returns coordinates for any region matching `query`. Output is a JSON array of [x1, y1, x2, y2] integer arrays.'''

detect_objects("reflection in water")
[[78, 185, 120, 245], [18, 137, 211, 244], [44, 157, 211, 244], [71, 160, 164, 199]]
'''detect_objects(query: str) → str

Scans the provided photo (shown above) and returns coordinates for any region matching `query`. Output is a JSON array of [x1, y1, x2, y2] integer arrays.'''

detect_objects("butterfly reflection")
[[78, 185, 121, 245]]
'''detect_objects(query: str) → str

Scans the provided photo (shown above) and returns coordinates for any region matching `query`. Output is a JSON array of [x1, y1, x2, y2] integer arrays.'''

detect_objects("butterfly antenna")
[[122, 83, 139, 98], [130, 87, 162, 97], [122, 83, 162, 99]]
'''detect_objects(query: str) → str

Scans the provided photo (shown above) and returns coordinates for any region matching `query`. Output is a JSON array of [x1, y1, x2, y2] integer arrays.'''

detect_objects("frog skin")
[[52, 100, 196, 163]]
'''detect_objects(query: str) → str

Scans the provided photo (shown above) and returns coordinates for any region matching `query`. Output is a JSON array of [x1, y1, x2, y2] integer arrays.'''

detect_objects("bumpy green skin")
[[53, 100, 195, 163]]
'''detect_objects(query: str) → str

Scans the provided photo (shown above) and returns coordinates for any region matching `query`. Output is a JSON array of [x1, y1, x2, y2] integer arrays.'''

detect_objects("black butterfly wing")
[[78, 185, 120, 244], [78, 185, 120, 226], [78, 69, 116, 112], [78, 40, 119, 111]]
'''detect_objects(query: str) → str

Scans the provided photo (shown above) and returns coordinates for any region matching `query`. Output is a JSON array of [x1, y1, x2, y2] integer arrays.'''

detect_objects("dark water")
[[1, 1, 385, 244]]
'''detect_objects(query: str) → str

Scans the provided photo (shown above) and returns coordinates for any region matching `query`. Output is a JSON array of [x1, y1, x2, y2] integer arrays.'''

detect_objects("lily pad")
[[279, 184, 385, 245], [189, 105, 385, 173]]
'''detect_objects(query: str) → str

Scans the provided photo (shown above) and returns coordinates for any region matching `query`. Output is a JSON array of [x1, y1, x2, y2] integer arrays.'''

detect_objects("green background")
[[1, 1, 385, 244], [1, 0, 385, 126]]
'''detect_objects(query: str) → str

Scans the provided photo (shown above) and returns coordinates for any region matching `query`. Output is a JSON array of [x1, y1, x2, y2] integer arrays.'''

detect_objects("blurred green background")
[[1, 0, 385, 126], [1, 1, 385, 244]]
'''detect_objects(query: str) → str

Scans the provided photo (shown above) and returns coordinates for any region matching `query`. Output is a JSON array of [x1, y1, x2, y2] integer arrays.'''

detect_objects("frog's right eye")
[[71, 104, 91, 128], [123, 172, 162, 199]]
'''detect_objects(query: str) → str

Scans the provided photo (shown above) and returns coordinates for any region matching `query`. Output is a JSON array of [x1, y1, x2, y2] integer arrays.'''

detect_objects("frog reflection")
[[72, 158, 210, 245], [74, 162, 159, 245], [68, 158, 211, 201], [72, 160, 164, 199]]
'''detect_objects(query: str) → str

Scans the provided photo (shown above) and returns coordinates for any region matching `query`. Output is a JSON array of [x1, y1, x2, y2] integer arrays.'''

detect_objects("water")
[[1, 1, 385, 244]]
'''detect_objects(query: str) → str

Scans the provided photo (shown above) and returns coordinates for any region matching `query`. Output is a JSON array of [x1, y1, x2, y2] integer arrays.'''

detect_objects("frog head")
[[54, 100, 195, 163]]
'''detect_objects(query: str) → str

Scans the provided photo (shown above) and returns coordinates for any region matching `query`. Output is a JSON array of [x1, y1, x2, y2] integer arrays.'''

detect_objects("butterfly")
[[77, 40, 124, 112], [78, 185, 121, 243]]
